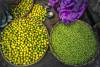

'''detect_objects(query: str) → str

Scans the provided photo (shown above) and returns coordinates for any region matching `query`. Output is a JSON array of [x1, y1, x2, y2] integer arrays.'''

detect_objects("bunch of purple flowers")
[[48, 0, 88, 24]]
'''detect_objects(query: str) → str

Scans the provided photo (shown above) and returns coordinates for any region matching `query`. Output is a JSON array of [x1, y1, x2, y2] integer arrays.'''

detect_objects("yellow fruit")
[[1, 17, 49, 66], [11, 0, 33, 18]]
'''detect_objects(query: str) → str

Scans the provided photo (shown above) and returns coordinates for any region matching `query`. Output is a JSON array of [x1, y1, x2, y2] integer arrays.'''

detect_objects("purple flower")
[[48, 0, 88, 24]]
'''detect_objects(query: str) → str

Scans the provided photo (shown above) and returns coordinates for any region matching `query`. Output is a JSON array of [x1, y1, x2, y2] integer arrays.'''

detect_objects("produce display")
[[0, 0, 99, 67], [11, 0, 33, 18], [1, 18, 49, 65], [50, 20, 97, 66]]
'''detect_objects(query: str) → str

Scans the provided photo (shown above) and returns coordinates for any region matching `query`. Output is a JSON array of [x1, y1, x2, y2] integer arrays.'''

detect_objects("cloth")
[[48, 0, 88, 24]]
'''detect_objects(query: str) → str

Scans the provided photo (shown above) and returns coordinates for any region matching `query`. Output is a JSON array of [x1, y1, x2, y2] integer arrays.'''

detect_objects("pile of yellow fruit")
[[11, 0, 33, 18], [1, 17, 49, 65], [29, 4, 47, 22]]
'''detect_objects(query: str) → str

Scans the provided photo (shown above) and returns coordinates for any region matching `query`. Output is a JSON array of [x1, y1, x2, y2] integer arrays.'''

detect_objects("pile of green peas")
[[50, 21, 97, 66]]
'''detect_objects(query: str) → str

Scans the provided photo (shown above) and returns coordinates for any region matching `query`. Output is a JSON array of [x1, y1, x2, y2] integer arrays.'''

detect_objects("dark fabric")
[[0, 0, 8, 28], [0, 0, 16, 28], [89, 0, 100, 17]]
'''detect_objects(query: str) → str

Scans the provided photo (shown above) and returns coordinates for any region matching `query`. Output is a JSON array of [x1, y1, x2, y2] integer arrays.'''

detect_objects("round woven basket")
[[50, 20, 98, 66]]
